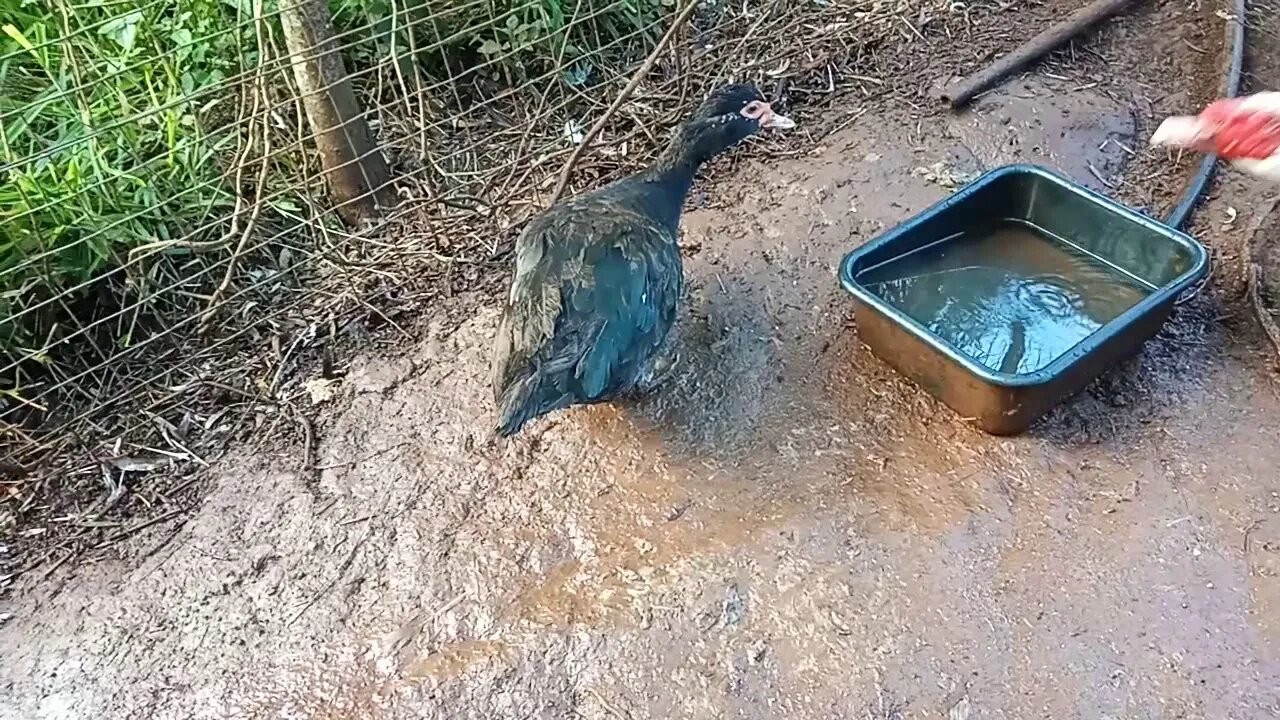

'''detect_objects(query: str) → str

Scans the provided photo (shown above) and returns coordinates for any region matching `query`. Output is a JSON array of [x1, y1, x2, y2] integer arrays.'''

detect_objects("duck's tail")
[[494, 372, 539, 437], [492, 306, 576, 437]]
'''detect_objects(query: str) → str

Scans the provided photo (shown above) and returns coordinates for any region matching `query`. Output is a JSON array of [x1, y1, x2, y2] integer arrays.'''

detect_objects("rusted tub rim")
[[837, 163, 1210, 389]]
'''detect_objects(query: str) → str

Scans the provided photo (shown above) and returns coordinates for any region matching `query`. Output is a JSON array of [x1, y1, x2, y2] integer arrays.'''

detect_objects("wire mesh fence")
[[1, 0, 953, 565]]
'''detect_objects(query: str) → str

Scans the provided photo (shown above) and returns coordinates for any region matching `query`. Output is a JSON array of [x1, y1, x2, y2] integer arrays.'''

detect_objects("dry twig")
[[547, 0, 702, 206], [1243, 197, 1280, 364], [1248, 264, 1280, 362]]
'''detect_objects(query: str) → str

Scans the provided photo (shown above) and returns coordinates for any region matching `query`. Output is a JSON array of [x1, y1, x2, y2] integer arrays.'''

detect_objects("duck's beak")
[[759, 104, 795, 130]]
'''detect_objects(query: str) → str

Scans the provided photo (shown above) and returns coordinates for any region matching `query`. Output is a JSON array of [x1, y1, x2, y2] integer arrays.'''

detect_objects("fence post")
[[279, 0, 392, 225]]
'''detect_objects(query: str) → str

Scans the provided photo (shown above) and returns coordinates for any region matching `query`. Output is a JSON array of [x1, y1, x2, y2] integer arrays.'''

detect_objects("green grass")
[[329, 0, 668, 84], [0, 0, 248, 354], [0, 0, 665, 380]]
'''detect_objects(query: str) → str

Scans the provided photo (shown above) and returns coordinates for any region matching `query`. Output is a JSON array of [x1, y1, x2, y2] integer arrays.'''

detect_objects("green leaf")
[[99, 11, 144, 52], [271, 197, 301, 213], [1, 23, 35, 53], [221, 0, 254, 15]]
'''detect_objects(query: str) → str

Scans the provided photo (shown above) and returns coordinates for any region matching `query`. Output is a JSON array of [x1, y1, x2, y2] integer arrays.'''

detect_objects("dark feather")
[[491, 83, 786, 436], [493, 190, 682, 436]]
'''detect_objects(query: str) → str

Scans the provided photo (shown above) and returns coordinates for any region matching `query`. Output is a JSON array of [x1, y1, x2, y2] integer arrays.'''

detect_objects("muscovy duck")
[[1151, 93, 1280, 180], [491, 83, 795, 436]]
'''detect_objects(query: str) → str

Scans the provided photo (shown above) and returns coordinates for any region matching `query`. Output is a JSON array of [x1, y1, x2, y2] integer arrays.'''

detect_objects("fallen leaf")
[[305, 377, 338, 405]]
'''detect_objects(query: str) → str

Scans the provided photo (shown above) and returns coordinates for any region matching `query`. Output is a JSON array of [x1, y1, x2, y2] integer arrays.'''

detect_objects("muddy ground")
[[5, 1, 1280, 718]]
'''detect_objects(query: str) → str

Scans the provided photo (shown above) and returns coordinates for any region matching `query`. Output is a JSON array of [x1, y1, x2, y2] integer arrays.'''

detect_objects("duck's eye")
[[742, 101, 765, 118]]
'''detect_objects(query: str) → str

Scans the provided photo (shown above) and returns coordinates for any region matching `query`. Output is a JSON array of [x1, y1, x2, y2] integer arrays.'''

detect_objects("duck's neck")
[[637, 134, 702, 230], [643, 158, 697, 196]]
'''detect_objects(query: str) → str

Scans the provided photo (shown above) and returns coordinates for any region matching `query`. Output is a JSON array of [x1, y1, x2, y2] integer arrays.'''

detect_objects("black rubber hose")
[[1165, 0, 1247, 230]]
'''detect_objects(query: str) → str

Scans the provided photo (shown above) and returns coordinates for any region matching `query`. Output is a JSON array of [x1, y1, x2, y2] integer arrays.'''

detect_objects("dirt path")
[[5, 5, 1280, 719]]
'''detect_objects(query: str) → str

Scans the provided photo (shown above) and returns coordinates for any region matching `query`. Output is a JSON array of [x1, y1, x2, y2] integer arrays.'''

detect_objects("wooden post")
[[279, 0, 392, 225]]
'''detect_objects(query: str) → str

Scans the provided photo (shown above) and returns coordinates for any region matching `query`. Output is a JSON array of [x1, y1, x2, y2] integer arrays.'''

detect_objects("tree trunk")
[[279, 0, 392, 225]]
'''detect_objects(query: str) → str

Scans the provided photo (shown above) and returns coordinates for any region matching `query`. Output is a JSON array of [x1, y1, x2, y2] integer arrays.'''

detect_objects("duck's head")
[[668, 83, 795, 166]]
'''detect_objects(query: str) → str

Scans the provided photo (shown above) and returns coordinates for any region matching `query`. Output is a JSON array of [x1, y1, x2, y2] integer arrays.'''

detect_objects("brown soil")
[[4, 1, 1280, 719]]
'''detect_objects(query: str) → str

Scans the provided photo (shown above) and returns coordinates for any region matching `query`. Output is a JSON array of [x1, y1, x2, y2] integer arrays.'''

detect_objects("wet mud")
[[5, 20, 1280, 720]]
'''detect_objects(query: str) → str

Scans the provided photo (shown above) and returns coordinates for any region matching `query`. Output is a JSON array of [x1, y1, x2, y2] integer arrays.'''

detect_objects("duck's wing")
[[492, 202, 682, 435]]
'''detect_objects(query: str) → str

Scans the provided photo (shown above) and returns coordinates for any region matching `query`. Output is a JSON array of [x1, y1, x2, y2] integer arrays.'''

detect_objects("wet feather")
[[492, 84, 793, 436]]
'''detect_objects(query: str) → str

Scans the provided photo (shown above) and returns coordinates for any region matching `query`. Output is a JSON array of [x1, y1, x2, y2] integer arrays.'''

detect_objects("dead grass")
[[0, 0, 1204, 590]]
